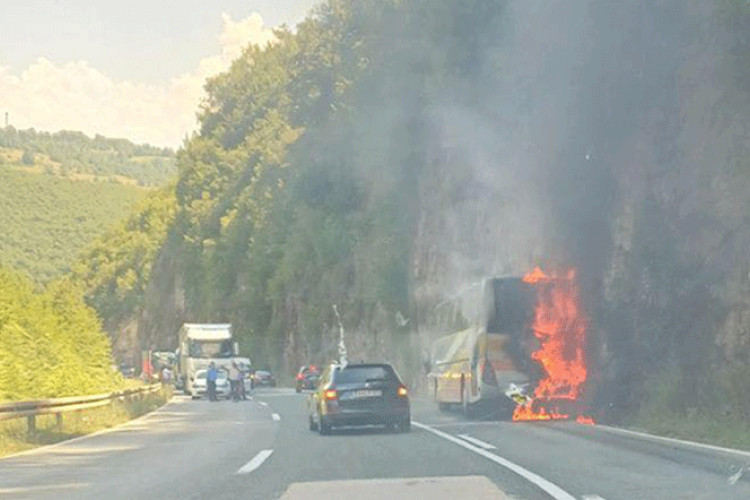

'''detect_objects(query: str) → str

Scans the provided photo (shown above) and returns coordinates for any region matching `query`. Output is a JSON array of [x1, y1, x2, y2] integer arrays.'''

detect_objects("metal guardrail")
[[0, 383, 162, 432]]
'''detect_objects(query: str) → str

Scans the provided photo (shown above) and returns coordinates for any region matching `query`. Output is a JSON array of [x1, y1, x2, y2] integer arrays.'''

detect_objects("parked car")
[[191, 369, 231, 399], [308, 362, 410, 435], [252, 370, 276, 387], [295, 365, 321, 393], [119, 363, 135, 378]]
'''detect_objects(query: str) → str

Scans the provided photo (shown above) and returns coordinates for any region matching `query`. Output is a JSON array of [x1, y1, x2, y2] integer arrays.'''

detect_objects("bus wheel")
[[462, 385, 475, 418]]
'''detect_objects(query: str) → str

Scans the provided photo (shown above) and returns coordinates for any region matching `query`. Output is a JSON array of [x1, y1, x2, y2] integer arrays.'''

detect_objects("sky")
[[0, 1, 319, 148]]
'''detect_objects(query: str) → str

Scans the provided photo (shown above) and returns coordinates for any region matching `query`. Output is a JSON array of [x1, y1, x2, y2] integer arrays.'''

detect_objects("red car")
[[296, 365, 320, 393]]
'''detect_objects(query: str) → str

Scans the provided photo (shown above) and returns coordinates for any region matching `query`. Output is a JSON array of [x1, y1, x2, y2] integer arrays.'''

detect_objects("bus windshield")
[[188, 339, 233, 358]]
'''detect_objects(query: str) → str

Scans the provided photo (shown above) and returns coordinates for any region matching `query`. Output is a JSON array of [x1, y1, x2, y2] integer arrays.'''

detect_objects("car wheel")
[[296, 386, 301, 393], [319, 416, 332, 435], [309, 415, 318, 431], [399, 418, 411, 433]]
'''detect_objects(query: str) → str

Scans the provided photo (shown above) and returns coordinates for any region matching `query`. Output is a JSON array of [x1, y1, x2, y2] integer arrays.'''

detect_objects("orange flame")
[[576, 415, 595, 425], [513, 267, 593, 423]]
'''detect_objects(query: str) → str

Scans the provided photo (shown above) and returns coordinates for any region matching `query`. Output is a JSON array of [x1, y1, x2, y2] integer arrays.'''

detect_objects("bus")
[[427, 276, 538, 417]]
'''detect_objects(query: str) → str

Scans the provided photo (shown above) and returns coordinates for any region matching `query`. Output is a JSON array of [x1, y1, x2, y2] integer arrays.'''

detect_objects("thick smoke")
[[414, 0, 739, 416]]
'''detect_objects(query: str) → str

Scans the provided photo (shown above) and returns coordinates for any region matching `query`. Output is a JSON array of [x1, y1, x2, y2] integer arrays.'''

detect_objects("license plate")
[[354, 389, 381, 398]]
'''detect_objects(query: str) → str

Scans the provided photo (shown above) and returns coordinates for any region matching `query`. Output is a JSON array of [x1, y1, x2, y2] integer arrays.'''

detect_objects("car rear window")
[[334, 366, 396, 383]]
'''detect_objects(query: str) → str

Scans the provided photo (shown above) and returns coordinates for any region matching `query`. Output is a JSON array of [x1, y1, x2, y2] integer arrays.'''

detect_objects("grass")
[[626, 407, 750, 451], [0, 386, 172, 458]]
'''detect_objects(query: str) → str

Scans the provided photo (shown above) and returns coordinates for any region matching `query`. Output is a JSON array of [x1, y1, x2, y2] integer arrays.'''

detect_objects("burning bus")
[[427, 268, 591, 421]]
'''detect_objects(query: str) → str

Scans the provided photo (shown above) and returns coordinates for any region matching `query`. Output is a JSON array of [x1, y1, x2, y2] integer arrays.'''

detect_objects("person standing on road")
[[239, 363, 249, 400], [161, 366, 173, 384], [207, 362, 218, 401], [228, 361, 241, 402]]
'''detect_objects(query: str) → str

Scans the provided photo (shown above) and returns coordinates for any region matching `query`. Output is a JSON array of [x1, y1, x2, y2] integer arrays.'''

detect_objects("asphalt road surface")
[[1, 388, 749, 499]]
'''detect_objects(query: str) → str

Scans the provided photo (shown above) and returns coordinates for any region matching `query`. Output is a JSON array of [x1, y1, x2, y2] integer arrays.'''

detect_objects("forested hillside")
[[78, 0, 750, 433], [0, 166, 147, 282], [0, 127, 175, 186], [71, 188, 177, 361]]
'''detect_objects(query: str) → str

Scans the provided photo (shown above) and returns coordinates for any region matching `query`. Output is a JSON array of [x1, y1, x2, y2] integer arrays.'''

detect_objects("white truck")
[[176, 323, 251, 397]]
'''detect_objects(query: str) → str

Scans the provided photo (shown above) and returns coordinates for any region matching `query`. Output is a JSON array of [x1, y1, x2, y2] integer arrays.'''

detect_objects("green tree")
[[21, 149, 34, 165]]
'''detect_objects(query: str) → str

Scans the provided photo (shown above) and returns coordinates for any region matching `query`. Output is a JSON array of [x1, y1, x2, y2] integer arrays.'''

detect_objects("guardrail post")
[[27, 415, 36, 435]]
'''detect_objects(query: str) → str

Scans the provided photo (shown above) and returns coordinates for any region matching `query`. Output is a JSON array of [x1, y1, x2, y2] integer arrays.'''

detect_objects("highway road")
[[1, 388, 749, 499]]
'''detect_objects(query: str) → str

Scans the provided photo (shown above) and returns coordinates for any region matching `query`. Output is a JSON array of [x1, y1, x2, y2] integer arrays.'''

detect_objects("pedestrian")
[[161, 366, 173, 384], [228, 361, 241, 402], [239, 363, 249, 400], [207, 362, 218, 401]]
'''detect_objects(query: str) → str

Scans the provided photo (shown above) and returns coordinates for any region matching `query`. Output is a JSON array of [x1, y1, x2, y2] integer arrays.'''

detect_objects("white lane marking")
[[258, 401, 269, 407], [237, 449, 274, 475], [413, 421, 576, 500], [596, 424, 750, 459], [271, 413, 281, 422], [427, 421, 503, 429], [457, 434, 496, 450], [582, 495, 607, 500]]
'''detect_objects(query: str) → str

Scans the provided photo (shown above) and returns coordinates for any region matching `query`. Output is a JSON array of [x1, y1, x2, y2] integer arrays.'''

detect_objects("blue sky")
[[0, 1, 319, 146]]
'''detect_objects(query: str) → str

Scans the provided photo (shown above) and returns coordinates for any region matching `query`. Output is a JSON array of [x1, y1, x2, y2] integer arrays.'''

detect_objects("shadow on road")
[[321, 425, 403, 437]]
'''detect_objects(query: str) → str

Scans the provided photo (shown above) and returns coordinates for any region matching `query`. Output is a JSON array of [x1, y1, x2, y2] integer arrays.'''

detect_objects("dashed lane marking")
[[581, 495, 607, 500], [258, 402, 269, 407], [457, 434, 497, 450], [237, 449, 274, 475], [271, 413, 281, 421], [413, 421, 576, 500]]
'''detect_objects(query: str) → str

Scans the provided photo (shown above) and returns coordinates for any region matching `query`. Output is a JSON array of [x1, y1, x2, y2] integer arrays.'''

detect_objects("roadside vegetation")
[[0, 267, 122, 401], [626, 365, 750, 451], [0, 386, 172, 458]]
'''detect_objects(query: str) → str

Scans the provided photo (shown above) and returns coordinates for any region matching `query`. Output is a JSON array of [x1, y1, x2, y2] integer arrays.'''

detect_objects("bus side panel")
[[432, 361, 468, 404]]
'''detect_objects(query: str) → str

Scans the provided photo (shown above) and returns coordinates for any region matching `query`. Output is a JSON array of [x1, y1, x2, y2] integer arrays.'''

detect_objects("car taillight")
[[324, 389, 338, 400], [397, 386, 408, 397], [296, 374, 304, 380]]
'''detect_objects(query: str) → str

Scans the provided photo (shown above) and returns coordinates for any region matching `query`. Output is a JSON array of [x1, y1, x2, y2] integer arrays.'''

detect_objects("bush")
[[21, 149, 34, 165], [0, 268, 122, 401]]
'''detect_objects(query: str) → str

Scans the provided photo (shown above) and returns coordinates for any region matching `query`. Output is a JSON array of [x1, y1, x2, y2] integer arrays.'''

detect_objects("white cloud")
[[0, 13, 276, 148]]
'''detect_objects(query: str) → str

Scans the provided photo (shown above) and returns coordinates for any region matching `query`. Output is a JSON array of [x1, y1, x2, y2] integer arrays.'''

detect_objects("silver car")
[[191, 369, 231, 399]]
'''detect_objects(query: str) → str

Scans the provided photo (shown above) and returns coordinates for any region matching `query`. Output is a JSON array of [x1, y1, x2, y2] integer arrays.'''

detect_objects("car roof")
[[334, 362, 394, 369]]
